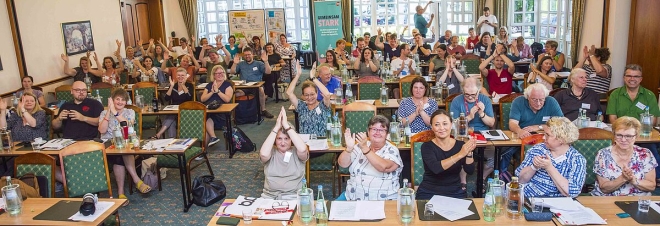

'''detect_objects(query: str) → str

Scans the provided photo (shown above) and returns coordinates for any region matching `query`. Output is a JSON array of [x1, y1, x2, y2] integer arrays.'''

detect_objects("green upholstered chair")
[[91, 82, 114, 107], [357, 76, 383, 100], [463, 59, 481, 74], [342, 102, 377, 133], [498, 93, 523, 130], [410, 130, 435, 187], [444, 93, 460, 111], [157, 101, 213, 192], [133, 82, 159, 129], [59, 141, 112, 198], [572, 128, 613, 194], [55, 85, 74, 102], [14, 152, 56, 197], [399, 75, 419, 98]]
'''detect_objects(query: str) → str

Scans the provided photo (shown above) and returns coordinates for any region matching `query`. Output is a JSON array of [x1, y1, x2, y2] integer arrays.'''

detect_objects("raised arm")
[[61, 54, 77, 76], [375, 29, 385, 50], [286, 63, 304, 106], [501, 53, 516, 74], [280, 107, 308, 161], [479, 54, 494, 76]]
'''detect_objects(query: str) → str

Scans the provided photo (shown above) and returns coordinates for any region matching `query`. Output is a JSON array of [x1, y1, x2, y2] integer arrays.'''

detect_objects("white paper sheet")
[[298, 134, 311, 143], [434, 208, 474, 222], [224, 196, 296, 221], [554, 205, 606, 225], [162, 105, 179, 111], [388, 99, 399, 106], [328, 201, 385, 221], [356, 99, 375, 105], [68, 201, 114, 222], [428, 195, 472, 211], [245, 82, 257, 86], [542, 197, 582, 211], [306, 139, 329, 151], [142, 139, 174, 149]]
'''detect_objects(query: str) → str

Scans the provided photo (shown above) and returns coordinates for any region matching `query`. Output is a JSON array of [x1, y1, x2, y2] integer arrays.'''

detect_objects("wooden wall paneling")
[[627, 0, 660, 91], [136, 2, 150, 44], [147, 0, 165, 42], [121, 2, 136, 48]]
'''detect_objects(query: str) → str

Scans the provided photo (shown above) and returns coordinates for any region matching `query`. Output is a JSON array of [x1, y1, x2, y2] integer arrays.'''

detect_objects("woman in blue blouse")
[[200, 65, 234, 147], [0, 93, 48, 142], [286, 63, 332, 136], [396, 77, 438, 133], [152, 68, 194, 139], [225, 35, 244, 58], [515, 117, 587, 197]]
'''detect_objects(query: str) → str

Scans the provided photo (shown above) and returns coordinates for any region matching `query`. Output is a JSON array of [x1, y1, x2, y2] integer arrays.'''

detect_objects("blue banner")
[[313, 0, 344, 63]]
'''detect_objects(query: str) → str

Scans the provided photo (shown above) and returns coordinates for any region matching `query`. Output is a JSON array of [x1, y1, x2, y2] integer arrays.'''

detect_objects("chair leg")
[[204, 153, 214, 176], [156, 166, 163, 191]]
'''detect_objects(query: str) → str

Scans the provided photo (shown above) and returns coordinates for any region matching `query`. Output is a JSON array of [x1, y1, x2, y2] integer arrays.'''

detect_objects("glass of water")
[[424, 203, 434, 219], [639, 196, 651, 212], [310, 134, 317, 140], [242, 209, 253, 224], [531, 198, 544, 213]]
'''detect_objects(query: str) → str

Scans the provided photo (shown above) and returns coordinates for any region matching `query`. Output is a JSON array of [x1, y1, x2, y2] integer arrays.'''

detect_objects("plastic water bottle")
[[326, 113, 332, 139], [345, 83, 354, 104], [596, 111, 603, 128], [129, 127, 140, 150], [95, 90, 103, 104], [331, 113, 342, 147], [641, 107, 652, 137], [398, 178, 415, 224], [113, 126, 125, 149], [390, 115, 401, 144], [3, 176, 22, 216], [458, 113, 468, 140], [380, 81, 388, 105], [334, 87, 343, 106], [483, 178, 496, 222], [315, 185, 328, 226], [492, 170, 504, 216]]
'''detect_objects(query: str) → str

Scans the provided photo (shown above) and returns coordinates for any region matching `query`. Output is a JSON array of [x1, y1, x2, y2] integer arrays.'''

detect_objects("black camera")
[[79, 193, 98, 216]]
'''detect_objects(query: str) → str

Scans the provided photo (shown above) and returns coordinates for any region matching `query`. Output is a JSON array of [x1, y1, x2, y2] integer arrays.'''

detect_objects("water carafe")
[[297, 180, 314, 225], [113, 126, 126, 149], [640, 107, 652, 137], [0, 128, 12, 151], [397, 178, 415, 224], [390, 121, 401, 144]]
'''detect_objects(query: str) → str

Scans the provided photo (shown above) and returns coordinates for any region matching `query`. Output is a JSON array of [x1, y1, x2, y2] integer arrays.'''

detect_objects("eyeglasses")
[[214, 72, 225, 75], [72, 89, 88, 93], [369, 127, 387, 134], [529, 98, 545, 103], [464, 92, 478, 98], [624, 75, 642, 79], [302, 93, 316, 98], [614, 133, 637, 140]]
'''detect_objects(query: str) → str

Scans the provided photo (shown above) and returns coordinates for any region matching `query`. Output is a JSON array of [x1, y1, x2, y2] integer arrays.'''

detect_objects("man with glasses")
[[52, 81, 104, 140], [501, 83, 563, 173], [606, 64, 660, 183], [309, 65, 341, 101], [231, 47, 274, 118]]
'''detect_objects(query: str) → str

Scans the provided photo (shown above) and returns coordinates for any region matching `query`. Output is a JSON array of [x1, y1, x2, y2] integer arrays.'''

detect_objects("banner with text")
[[313, 0, 343, 63]]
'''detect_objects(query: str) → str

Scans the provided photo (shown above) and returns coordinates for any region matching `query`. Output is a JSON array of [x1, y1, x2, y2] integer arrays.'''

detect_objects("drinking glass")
[[310, 134, 317, 140], [638, 196, 651, 212], [242, 209, 253, 224], [531, 198, 544, 213], [511, 132, 519, 142], [31, 141, 43, 152], [424, 203, 434, 220], [2, 184, 22, 216]]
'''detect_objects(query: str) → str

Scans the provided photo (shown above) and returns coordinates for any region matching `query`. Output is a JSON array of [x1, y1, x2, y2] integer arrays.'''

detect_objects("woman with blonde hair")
[[515, 117, 586, 197], [495, 26, 512, 46], [0, 92, 47, 142], [591, 117, 657, 196], [200, 65, 233, 147]]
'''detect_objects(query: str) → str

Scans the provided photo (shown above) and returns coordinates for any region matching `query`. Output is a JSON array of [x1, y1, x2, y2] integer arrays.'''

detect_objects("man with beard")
[[230, 47, 274, 118], [479, 48, 515, 95], [52, 81, 104, 140]]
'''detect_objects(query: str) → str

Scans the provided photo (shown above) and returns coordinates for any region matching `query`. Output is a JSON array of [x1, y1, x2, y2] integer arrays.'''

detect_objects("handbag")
[[141, 159, 158, 189], [191, 175, 226, 207], [207, 100, 221, 110]]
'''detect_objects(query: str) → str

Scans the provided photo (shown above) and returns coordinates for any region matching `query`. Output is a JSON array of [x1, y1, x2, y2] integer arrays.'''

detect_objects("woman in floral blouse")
[[286, 64, 331, 136], [591, 117, 658, 196]]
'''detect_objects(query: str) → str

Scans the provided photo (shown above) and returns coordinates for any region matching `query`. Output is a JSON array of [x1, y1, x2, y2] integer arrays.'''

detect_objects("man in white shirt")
[[390, 43, 417, 78], [477, 7, 498, 36], [169, 37, 193, 57]]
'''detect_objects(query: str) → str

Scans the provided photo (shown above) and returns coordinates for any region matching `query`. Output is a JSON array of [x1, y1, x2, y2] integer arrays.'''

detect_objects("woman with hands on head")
[[396, 77, 438, 133], [416, 110, 476, 199], [591, 117, 657, 196], [338, 115, 404, 201], [436, 55, 466, 95], [200, 65, 234, 147], [352, 47, 380, 77], [515, 117, 586, 198], [16, 76, 46, 108], [528, 56, 557, 90], [260, 107, 309, 200], [474, 32, 496, 59], [97, 89, 151, 205], [152, 68, 194, 139], [573, 45, 612, 94], [0, 93, 47, 142]]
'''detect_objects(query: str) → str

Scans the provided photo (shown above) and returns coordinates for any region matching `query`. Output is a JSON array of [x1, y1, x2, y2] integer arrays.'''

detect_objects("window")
[[353, 0, 431, 39], [509, 0, 572, 65], [439, 0, 474, 42], [198, 0, 312, 51]]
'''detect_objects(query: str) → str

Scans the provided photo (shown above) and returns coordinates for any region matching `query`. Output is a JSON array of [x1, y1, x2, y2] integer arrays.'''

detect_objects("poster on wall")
[[61, 20, 95, 56], [265, 8, 286, 43], [228, 10, 266, 43], [313, 1, 343, 63]]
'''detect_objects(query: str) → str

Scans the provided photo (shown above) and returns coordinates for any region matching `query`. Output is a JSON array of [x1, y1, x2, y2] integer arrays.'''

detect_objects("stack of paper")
[[162, 105, 179, 111], [328, 201, 385, 221], [165, 139, 194, 150], [542, 197, 606, 225], [480, 130, 509, 140], [40, 139, 76, 150], [197, 83, 209, 88], [427, 195, 474, 221], [223, 196, 296, 221]]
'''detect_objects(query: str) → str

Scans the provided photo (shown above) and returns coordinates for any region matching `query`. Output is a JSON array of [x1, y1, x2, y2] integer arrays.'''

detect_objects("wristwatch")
[[538, 125, 543, 130]]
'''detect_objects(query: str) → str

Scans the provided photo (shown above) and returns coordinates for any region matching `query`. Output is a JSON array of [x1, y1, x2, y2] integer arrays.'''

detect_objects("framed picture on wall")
[[61, 20, 95, 56]]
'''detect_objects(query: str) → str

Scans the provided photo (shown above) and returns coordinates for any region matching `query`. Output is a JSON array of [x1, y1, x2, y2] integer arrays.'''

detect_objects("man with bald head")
[[52, 81, 104, 140], [414, 1, 435, 38], [310, 65, 341, 101]]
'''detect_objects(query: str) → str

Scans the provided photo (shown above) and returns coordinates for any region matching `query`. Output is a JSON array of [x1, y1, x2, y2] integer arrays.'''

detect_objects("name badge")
[[252, 67, 258, 71], [581, 103, 590, 109], [423, 103, 430, 109], [636, 102, 647, 110], [178, 90, 185, 95], [392, 48, 397, 51], [283, 152, 292, 163], [589, 73, 597, 78], [542, 116, 551, 122], [552, 154, 567, 164], [447, 83, 455, 90], [500, 77, 508, 82], [315, 106, 322, 115]]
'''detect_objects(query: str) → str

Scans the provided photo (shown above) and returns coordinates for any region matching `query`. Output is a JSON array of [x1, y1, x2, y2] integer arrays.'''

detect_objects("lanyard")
[[464, 97, 480, 115]]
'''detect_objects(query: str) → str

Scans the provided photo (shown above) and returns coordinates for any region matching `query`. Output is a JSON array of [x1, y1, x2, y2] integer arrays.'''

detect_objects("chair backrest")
[[14, 152, 56, 198], [342, 102, 377, 133], [463, 59, 481, 74], [90, 82, 114, 106], [357, 76, 383, 100], [59, 141, 112, 198], [125, 105, 143, 138], [461, 54, 480, 60], [520, 134, 545, 163], [573, 128, 613, 188], [43, 108, 55, 140], [399, 75, 420, 98], [605, 88, 616, 102], [410, 130, 435, 187], [444, 93, 461, 111], [132, 81, 158, 103], [549, 88, 565, 97], [55, 85, 74, 102], [178, 101, 207, 145], [498, 93, 523, 130]]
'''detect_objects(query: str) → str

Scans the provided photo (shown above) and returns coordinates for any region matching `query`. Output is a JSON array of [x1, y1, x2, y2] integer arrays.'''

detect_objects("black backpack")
[[227, 126, 256, 153]]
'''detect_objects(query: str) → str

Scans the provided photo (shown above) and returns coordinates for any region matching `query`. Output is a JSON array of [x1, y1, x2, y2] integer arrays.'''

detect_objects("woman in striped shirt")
[[574, 45, 612, 94]]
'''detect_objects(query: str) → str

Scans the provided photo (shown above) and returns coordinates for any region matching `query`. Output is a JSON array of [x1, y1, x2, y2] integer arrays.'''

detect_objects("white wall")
[[578, 0, 604, 59], [0, 1, 21, 94], [162, 0, 188, 40], [607, 0, 631, 90]]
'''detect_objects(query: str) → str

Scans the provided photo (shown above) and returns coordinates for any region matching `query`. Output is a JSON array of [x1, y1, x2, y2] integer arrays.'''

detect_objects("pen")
[[229, 214, 258, 220]]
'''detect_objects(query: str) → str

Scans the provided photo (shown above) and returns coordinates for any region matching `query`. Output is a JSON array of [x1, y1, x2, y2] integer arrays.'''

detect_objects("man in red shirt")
[[352, 37, 366, 58], [479, 48, 515, 95]]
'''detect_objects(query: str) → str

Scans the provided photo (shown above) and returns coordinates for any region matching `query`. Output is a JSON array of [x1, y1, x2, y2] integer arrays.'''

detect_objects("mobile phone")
[[615, 212, 630, 218], [487, 130, 499, 136]]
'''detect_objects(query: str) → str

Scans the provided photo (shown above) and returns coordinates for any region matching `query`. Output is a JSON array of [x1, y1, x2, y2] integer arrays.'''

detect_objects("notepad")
[[162, 105, 179, 111], [328, 201, 385, 221]]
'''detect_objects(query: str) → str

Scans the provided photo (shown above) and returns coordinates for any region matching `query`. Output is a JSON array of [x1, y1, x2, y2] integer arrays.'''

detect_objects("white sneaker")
[[195, 157, 203, 161], [160, 168, 168, 179]]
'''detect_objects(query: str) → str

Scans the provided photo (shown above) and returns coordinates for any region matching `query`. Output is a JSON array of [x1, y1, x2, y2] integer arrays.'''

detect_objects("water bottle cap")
[[494, 170, 499, 174], [317, 185, 323, 189], [487, 178, 493, 182]]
